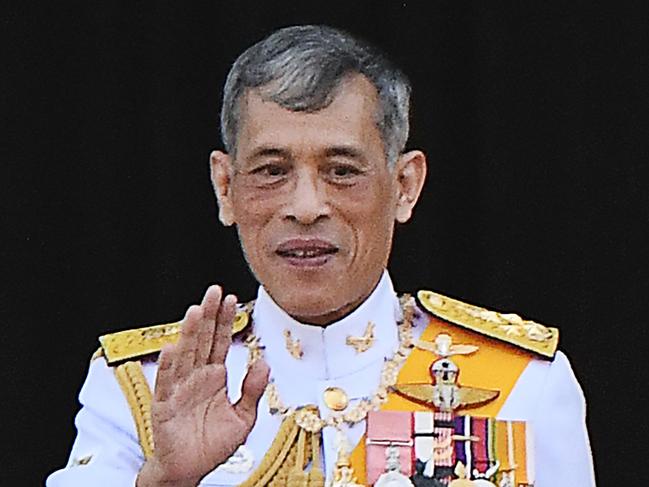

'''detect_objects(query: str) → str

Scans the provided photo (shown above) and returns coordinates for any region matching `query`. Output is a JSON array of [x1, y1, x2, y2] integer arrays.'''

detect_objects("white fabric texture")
[[46, 271, 595, 486]]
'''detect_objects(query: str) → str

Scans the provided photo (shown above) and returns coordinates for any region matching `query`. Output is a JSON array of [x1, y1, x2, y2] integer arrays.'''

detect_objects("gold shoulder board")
[[98, 308, 251, 365], [417, 290, 559, 359]]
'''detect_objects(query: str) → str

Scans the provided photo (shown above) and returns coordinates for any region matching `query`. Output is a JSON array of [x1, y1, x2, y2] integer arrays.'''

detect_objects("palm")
[[144, 287, 268, 484]]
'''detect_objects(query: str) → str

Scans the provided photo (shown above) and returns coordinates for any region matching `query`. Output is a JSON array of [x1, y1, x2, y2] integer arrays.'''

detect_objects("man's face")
[[212, 75, 425, 324]]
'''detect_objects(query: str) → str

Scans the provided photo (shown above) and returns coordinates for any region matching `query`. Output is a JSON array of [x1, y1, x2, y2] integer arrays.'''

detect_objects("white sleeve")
[[46, 358, 145, 487], [532, 351, 596, 487]]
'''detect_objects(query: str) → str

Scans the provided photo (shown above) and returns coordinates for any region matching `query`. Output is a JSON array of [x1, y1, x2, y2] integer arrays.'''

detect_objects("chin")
[[252, 257, 377, 323], [278, 286, 337, 317], [263, 278, 349, 325]]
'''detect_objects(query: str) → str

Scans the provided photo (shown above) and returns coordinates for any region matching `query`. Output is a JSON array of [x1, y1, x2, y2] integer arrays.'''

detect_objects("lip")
[[275, 238, 339, 268]]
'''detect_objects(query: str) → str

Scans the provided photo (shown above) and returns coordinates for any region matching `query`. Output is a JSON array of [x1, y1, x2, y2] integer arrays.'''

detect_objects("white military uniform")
[[46, 272, 596, 486]]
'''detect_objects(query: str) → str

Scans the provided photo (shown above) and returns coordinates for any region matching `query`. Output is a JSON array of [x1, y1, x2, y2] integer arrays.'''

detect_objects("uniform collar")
[[253, 270, 401, 380]]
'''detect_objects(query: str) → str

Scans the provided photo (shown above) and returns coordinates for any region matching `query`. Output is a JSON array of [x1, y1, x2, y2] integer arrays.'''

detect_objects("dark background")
[[3, 1, 648, 485]]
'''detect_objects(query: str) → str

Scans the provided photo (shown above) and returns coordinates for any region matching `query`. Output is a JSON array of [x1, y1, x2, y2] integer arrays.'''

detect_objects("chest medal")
[[366, 334, 533, 486]]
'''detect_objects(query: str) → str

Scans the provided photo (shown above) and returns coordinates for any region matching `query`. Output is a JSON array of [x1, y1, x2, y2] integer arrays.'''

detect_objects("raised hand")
[[136, 286, 269, 487]]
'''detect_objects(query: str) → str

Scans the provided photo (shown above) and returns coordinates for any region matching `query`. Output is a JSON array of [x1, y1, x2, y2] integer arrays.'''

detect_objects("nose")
[[283, 168, 330, 225]]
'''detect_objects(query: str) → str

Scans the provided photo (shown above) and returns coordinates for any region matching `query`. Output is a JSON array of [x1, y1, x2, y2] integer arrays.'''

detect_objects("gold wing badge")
[[394, 334, 499, 412], [346, 321, 376, 353]]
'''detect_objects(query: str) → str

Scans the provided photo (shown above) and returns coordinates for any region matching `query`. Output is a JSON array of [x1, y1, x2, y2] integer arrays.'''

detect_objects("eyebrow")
[[323, 145, 365, 161], [246, 144, 366, 163], [248, 146, 292, 161]]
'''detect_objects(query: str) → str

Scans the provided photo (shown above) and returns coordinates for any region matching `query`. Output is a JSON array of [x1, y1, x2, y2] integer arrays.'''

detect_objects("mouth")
[[275, 238, 339, 268]]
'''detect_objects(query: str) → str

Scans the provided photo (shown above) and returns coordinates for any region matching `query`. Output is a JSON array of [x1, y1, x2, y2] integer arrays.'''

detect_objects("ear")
[[209, 150, 236, 226], [394, 150, 427, 223]]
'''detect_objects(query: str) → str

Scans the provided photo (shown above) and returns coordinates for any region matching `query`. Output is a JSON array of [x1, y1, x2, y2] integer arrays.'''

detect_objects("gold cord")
[[240, 413, 301, 487], [110, 355, 323, 485], [107, 296, 412, 482], [240, 410, 327, 487], [308, 431, 325, 487], [113, 360, 154, 459], [287, 427, 309, 487], [242, 296, 416, 485], [269, 443, 298, 487], [263, 295, 416, 433]]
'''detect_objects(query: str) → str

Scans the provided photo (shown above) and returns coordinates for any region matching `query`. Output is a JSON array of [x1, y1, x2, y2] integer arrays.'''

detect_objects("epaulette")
[[95, 307, 252, 365], [417, 290, 559, 359]]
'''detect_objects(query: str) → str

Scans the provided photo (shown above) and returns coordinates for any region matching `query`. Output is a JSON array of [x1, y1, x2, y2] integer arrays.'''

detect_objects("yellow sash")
[[349, 315, 533, 483]]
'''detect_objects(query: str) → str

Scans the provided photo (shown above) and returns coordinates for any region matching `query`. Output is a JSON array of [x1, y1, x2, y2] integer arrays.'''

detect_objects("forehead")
[[235, 75, 383, 156]]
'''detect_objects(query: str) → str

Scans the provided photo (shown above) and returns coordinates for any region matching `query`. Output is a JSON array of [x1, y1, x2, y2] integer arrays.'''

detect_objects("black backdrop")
[[3, 2, 648, 485]]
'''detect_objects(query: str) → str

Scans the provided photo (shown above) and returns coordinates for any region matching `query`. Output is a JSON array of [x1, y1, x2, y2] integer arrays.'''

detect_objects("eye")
[[253, 164, 288, 177], [327, 163, 362, 181], [333, 165, 355, 177], [247, 162, 290, 188]]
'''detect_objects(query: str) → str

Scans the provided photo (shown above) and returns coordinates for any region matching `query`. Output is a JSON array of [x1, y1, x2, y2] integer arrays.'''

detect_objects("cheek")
[[335, 181, 396, 248], [231, 181, 278, 222], [231, 190, 276, 255]]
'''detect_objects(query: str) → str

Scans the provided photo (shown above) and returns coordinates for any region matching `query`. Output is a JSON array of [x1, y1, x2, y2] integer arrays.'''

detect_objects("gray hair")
[[220, 25, 411, 165]]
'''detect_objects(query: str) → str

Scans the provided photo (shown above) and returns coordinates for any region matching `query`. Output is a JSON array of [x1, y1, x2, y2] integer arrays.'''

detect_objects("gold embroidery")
[[346, 322, 376, 353], [283, 329, 304, 359], [417, 290, 558, 358], [99, 308, 251, 365], [70, 454, 93, 467], [415, 333, 478, 357], [239, 412, 324, 487], [113, 361, 154, 459]]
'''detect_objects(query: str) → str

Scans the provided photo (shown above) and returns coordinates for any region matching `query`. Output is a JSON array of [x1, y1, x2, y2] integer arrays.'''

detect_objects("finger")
[[233, 359, 270, 422], [154, 344, 177, 402], [194, 285, 223, 367], [208, 294, 236, 365], [173, 304, 203, 379]]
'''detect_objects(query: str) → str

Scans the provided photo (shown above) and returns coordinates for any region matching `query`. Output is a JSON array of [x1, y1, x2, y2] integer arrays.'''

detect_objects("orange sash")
[[349, 315, 534, 483]]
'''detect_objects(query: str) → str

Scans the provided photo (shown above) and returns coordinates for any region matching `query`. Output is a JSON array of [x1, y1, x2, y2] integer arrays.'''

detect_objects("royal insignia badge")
[[346, 321, 376, 353], [415, 333, 478, 358], [283, 329, 303, 359], [244, 334, 264, 364], [395, 334, 499, 412]]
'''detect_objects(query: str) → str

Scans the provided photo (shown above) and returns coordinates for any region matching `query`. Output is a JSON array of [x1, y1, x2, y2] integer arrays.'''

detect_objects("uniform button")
[[323, 386, 349, 411]]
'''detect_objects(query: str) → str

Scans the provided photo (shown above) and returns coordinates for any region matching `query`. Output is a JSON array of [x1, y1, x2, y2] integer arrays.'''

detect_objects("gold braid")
[[269, 440, 300, 487], [110, 355, 325, 484], [114, 360, 154, 459], [308, 429, 325, 487], [287, 427, 309, 487], [239, 413, 301, 487], [112, 360, 319, 484]]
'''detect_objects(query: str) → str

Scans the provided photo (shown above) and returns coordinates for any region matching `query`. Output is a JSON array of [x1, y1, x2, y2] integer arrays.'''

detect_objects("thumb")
[[233, 359, 270, 422]]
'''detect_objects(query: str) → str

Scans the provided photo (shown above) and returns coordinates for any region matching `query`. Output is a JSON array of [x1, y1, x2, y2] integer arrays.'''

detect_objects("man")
[[47, 25, 595, 486]]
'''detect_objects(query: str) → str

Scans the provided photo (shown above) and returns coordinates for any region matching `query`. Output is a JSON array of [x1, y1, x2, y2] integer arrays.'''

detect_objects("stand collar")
[[253, 271, 401, 380]]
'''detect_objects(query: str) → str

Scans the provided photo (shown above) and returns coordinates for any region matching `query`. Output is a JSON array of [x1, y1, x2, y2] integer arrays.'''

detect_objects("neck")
[[291, 293, 369, 326], [253, 270, 403, 381], [289, 274, 385, 326]]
